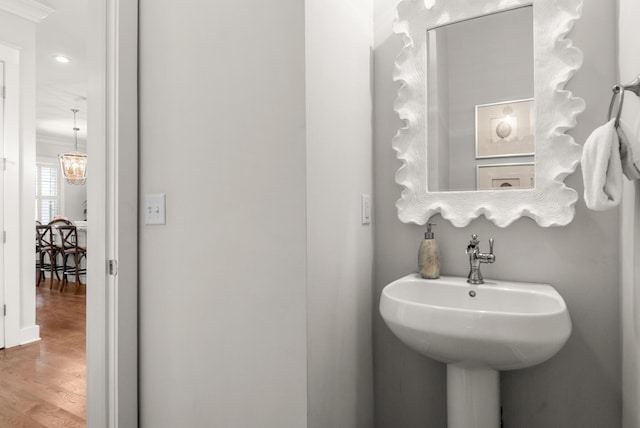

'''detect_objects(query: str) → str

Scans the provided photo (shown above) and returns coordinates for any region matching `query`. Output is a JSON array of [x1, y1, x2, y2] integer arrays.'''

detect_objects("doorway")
[[35, 0, 139, 424], [34, 0, 89, 422], [0, 0, 137, 425]]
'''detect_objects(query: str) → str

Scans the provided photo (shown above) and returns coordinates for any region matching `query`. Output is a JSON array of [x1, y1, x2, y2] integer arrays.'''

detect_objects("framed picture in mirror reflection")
[[475, 99, 534, 158], [476, 163, 535, 191]]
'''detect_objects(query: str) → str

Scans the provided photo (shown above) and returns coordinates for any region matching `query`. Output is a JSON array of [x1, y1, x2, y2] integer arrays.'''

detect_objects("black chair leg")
[[60, 253, 68, 293], [74, 253, 81, 293], [53, 251, 62, 281], [49, 252, 55, 290], [37, 253, 45, 286]]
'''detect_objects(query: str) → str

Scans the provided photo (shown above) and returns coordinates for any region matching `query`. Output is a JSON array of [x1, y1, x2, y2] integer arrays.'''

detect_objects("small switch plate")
[[361, 194, 371, 225], [144, 193, 166, 225]]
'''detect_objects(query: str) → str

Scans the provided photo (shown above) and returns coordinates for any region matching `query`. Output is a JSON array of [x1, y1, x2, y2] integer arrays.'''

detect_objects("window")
[[35, 162, 60, 223]]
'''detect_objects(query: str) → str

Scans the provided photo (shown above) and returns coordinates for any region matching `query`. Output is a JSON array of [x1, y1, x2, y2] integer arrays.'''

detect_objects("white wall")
[[61, 182, 85, 220], [618, 0, 640, 426], [305, 1, 374, 427], [139, 1, 307, 427], [36, 139, 87, 221], [0, 8, 40, 347], [373, 0, 620, 426], [139, 2, 375, 425]]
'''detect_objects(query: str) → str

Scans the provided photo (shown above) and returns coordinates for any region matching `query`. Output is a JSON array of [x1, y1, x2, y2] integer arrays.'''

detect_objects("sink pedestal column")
[[447, 365, 499, 428]]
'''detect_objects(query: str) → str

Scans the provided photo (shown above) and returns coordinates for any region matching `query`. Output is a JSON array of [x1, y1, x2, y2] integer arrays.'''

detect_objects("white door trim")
[[87, 0, 138, 426], [0, 51, 6, 349], [0, 42, 21, 349]]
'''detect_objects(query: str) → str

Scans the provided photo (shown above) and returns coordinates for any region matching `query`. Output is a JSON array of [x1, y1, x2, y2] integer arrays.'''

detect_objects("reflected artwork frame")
[[475, 98, 535, 159], [477, 163, 535, 191]]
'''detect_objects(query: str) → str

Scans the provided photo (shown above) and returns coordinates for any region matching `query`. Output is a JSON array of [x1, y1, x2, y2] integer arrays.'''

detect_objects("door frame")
[[0, 55, 4, 349], [0, 42, 20, 349], [0, 47, 9, 350], [86, 0, 138, 426]]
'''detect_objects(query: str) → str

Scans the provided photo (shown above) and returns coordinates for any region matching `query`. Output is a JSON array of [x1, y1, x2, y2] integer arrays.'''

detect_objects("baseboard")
[[20, 325, 41, 345]]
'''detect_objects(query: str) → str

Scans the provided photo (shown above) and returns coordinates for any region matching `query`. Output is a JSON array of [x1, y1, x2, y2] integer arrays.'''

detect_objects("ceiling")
[[36, 0, 88, 145]]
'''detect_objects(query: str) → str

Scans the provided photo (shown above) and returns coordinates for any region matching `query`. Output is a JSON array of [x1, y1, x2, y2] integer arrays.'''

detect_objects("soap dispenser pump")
[[418, 222, 441, 279]]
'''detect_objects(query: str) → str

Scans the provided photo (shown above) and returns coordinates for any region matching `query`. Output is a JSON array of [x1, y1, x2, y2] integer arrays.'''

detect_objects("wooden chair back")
[[57, 225, 81, 251], [48, 218, 72, 227], [35, 225, 55, 250]]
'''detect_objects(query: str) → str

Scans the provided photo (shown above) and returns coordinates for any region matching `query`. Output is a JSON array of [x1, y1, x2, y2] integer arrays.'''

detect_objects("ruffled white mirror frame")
[[393, 0, 585, 227]]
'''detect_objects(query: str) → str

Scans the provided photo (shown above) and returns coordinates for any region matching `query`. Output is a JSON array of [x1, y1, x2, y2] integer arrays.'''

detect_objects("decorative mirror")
[[393, 0, 585, 227]]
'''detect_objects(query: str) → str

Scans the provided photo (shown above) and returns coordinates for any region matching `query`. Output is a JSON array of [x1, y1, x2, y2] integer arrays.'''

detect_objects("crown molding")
[[0, 0, 53, 23]]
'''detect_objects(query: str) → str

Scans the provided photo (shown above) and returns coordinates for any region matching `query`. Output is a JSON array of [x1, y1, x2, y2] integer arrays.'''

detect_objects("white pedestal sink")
[[379, 274, 571, 428]]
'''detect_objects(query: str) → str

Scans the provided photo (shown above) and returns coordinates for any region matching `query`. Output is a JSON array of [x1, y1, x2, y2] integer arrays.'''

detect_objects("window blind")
[[35, 163, 59, 223]]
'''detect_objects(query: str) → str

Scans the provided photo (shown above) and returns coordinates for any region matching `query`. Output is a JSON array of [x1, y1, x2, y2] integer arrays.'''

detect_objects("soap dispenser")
[[418, 222, 441, 279]]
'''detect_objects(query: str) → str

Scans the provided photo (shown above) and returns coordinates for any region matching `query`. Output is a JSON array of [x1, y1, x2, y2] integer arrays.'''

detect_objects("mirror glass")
[[426, 6, 534, 192]]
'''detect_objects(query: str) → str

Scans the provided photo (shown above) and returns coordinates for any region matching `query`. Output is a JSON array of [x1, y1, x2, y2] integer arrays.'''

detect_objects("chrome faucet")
[[465, 234, 495, 284]]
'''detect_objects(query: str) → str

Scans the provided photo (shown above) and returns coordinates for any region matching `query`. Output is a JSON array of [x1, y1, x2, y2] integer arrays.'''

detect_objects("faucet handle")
[[470, 234, 479, 246], [489, 238, 494, 254]]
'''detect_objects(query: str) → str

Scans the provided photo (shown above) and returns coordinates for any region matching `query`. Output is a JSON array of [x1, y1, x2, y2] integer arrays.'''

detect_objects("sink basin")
[[381, 273, 572, 428], [380, 274, 571, 370]]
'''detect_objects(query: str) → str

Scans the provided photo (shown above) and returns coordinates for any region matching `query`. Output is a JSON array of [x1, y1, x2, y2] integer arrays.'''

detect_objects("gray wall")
[[138, 2, 308, 426], [619, 0, 640, 426], [373, 0, 621, 427], [427, 29, 450, 191], [445, 7, 534, 191], [305, 0, 374, 427], [138, 1, 375, 427]]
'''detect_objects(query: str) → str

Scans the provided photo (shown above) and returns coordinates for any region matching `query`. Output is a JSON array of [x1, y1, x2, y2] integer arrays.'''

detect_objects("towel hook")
[[608, 75, 640, 127], [608, 85, 625, 126]]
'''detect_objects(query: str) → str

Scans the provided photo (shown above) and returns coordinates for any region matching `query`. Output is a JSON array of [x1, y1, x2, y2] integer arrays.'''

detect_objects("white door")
[[0, 59, 5, 348], [86, 0, 138, 425]]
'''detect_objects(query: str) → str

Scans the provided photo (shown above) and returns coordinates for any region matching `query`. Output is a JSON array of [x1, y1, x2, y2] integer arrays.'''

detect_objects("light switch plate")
[[144, 193, 166, 225], [362, 194, 371, 225]]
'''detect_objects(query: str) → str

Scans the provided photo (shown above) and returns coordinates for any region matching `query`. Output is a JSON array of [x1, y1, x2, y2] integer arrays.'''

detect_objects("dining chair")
[[48, 218, 73, 282], [35, 225, 64, 288], [57, 225, 87, 293]]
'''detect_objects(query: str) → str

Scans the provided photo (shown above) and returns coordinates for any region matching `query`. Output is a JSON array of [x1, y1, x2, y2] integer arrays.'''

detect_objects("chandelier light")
[[58, 108, 87, 185]]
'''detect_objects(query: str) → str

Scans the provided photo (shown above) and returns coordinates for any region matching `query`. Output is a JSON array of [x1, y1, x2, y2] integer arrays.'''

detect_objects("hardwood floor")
[[0, 278, 86, 427]]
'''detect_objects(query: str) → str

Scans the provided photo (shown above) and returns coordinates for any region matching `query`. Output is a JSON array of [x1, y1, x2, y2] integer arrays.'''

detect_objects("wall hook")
[[608, 74, 640, 126]]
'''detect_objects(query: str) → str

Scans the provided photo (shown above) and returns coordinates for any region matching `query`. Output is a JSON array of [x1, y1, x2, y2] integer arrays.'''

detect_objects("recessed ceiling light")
[[54, 55, 70, 64]]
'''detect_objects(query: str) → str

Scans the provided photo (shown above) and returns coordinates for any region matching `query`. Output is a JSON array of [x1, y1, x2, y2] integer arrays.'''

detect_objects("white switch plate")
[[144, 193, 166, 225], [361, 194, 371, 225]]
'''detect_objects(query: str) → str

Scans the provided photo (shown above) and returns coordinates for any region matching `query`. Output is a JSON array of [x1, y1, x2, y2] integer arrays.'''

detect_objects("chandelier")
[[58, 108, 87, 185]]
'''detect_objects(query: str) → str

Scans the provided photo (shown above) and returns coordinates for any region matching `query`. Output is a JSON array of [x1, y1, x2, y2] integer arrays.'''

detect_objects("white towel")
[[617, 120, 640, 180], [581, 118, 623, 211]]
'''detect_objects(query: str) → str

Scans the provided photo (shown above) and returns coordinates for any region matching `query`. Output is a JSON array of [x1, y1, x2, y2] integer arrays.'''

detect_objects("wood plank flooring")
[[0, 279, 86, 427]]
